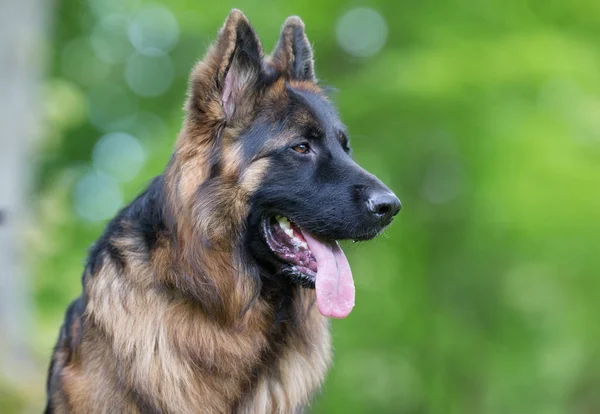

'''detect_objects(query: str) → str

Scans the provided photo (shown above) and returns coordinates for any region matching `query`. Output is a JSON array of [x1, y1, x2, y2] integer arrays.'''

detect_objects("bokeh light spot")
[[88, 84, 138, 132], [91, 14, 133, 64], [127, 112, 168, 149], [336, 7, 388, 58], [92, 132, 146, 182], [73, 170, 123, 222], [61, 37, 111, 86], [44, 80, 87, 130], [128, 6, 180, 57], [125, 53, 174, 97]]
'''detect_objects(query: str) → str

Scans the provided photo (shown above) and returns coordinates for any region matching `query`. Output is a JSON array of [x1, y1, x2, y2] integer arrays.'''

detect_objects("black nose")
[[366, 192, 401, 224]]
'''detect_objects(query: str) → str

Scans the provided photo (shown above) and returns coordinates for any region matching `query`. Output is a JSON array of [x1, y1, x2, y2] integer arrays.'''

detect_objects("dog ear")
[[188, 9, 264, 122], [271, 16, 315, 82]]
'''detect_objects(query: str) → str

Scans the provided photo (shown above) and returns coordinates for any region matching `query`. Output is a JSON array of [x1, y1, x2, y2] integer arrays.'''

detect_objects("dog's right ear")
[[187, 9, 263, 124], [271, 16, 315, 82]]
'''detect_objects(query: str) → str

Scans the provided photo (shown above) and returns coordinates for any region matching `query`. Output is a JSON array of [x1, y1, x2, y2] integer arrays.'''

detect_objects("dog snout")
[[366, 191, 401, 226]]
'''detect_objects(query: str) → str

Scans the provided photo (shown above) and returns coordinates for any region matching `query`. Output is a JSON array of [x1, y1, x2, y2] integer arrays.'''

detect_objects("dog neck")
[[81, 175, 331, 412]]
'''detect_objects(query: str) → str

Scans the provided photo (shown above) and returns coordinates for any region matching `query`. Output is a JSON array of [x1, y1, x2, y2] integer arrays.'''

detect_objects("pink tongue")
[[303, 232, 355, 318]]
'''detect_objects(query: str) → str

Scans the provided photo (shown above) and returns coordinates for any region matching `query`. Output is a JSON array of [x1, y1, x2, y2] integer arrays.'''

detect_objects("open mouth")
[[262, 216, 317, 282], [262, 216, 355, 319]]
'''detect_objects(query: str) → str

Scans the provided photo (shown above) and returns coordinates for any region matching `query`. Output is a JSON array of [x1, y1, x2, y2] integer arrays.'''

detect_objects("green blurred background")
[[2, 0, 600, 412]]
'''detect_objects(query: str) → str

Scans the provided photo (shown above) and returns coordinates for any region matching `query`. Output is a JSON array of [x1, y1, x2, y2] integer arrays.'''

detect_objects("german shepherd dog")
[[45, 10, 400, 413]]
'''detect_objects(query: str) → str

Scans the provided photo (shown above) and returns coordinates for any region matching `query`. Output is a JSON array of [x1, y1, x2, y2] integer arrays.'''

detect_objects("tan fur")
[[50, 247, 330, 413], [47, 10, 333, 413]]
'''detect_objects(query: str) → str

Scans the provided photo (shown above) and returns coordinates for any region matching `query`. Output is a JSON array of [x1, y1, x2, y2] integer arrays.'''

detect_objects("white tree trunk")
[[0, 0, 49, 381]]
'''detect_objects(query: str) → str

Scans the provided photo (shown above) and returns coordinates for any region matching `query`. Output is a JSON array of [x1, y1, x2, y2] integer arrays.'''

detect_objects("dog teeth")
[[277, 216, 291, 230], [276, 216, 307, 249], [276, 216, 294, 237]]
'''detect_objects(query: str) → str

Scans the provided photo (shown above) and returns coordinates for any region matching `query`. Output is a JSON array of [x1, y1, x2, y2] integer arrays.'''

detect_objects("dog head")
[[167, 10, 400, 320]]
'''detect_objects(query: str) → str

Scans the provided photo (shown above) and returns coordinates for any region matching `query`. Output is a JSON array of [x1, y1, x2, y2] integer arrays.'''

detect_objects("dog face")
[[174, 10, 400, 318], [245, 85, 401, 286]]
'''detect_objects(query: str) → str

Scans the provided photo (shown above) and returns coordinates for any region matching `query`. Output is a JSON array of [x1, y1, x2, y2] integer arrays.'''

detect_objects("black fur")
[[86, 176, 168, 276], [241, 85, 399, 288], [44, 297, 84, 414]]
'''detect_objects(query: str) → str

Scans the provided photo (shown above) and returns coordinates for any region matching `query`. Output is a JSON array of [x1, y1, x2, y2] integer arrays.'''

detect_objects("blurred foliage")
[[9, 0, 600, 412]]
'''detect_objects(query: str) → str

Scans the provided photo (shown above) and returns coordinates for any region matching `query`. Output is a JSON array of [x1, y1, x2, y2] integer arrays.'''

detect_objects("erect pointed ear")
[[271, 16, 315, 82], [188, 9, 263, 122]]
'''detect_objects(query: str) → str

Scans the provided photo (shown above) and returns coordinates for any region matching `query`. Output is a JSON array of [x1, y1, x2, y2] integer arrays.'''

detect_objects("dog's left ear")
[[271, 16, 315, 82], [189, 9, 264, 123]]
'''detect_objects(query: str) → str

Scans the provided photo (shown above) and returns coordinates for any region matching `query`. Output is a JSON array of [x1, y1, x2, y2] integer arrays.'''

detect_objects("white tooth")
[[276, 216, 307, 248], [277, 216, 291, 230]]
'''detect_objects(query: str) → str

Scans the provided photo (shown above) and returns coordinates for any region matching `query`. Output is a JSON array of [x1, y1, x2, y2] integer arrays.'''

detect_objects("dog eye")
[[291, 143, 310, 154]]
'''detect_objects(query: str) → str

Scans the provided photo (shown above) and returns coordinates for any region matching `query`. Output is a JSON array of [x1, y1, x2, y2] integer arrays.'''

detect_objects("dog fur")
[[45, 9, 399, 413]]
